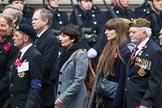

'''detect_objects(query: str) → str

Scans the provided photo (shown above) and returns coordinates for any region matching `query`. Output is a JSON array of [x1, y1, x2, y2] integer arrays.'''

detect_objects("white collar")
[[37, 28, 48, 38], [137, 37, 149, 50], [20, 43, 32, 59]]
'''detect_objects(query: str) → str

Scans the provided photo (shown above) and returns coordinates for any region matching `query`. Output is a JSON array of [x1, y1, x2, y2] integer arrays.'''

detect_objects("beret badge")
[[16, 25, 19, 30]]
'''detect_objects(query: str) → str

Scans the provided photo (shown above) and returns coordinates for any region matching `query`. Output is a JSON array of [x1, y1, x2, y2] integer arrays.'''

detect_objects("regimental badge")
[[16, 25, 19, 30], [79, 14, 82, 17], [138, 68, 146, 76], [133, 19, 137, 24], [18, 72, 25, 78]]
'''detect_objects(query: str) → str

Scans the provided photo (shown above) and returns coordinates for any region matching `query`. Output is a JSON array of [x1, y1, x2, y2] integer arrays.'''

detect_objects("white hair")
[[141, 27, 152, 37]]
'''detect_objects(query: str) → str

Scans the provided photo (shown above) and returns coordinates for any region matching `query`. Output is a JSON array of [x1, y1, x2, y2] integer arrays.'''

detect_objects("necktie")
[[130, 47, 138, 66], [34, 36, 39, 44], [17, 51, 22, 59]]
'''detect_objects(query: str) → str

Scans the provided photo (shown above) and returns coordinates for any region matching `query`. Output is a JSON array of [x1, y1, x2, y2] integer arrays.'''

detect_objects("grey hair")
[[35, 8, 53, 27], [3, 5, 22, 24], [141, 27, 152, 37], [0, 13, 13, 26]]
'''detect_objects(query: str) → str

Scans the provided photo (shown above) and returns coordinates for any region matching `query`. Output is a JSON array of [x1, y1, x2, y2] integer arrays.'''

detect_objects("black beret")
[[8, 0, 24, 3], [15, 23, 36, 40], [130, 18, 151, 27]]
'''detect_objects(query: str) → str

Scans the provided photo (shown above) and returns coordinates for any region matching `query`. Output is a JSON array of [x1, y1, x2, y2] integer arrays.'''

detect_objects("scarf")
[[58, 42, 83, 70]]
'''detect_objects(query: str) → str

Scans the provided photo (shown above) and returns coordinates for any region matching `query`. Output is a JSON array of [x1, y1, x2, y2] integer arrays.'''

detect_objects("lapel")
[[10, 46, 33, 80], [34, 28, 50, 47], [60, 53, 75, 72], [127, 40, 152, 76]]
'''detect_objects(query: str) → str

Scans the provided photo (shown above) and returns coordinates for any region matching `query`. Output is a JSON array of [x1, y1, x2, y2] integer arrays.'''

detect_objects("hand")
[[87, 48, 97, 58], [140, 106, 151, 108], [55, 99, 63, 106]]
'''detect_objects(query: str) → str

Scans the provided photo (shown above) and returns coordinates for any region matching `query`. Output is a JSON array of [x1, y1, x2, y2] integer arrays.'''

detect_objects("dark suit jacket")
[[33, 28, 59, 106], [9, 46, 43, 108], [125, 39, 162, 108]]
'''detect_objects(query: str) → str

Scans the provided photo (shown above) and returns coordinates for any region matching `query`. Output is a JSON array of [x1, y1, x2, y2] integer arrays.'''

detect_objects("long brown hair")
[[97, 18, 129, 76]]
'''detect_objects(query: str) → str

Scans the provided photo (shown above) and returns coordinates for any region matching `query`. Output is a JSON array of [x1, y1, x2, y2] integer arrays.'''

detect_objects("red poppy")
[[15, 59, 23, 67], [135, 106, 140, 108], [3, 43, 10, 52], [142, 45, 147, 50]]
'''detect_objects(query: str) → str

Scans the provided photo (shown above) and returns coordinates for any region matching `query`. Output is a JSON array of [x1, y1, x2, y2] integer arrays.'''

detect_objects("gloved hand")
[[87, 48, 97, 58]]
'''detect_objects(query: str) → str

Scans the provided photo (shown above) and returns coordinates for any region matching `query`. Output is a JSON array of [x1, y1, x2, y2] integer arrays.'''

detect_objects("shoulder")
[[72, 49, 88, 60], [43, 28, 58, 39], [30, 46, 41, 56], [57, 10, 68, 16], [147, 39, 161, 51], [92, 6, 102, 13], [120, 44, 131, 54]]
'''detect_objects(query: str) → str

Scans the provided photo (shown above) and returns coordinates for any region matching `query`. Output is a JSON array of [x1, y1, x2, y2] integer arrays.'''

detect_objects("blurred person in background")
[[134, 0, 162, 45], [104, 0, 135, 23], [8, 0, 35, 25], [3, 5, 22, 26], [70, 0, 106, 64], [45, 0, 69, 37]]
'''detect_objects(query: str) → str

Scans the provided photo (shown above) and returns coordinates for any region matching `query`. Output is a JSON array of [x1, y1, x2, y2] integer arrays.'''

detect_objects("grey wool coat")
[[55, 50, 89, 108]]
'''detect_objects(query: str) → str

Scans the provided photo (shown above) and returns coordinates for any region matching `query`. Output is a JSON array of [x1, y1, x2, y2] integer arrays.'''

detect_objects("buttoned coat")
[[134, 3, 162, 44], [33, 28, 59, 106], [124, 39, 162, 108], [9, 46, 43, 108], [55, 50, 88, 108], [69, 5, 106, 55], [104, 5, 135, 23]]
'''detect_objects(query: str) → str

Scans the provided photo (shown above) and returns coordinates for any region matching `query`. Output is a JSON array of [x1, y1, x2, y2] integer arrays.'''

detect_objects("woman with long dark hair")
[[96, 18, 131, 108]]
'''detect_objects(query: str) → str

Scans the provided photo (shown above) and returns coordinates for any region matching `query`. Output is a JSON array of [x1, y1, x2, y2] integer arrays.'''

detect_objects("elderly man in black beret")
[[9, 23, 43, 108], [124, 18, 162, 108]]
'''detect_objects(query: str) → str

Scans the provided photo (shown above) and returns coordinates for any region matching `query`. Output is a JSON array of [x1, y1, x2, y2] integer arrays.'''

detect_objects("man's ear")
[[24, 35, 29, 42]]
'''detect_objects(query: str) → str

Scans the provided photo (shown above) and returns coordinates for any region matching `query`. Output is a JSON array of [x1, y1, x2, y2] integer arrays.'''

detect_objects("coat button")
[[10, 83, 13, 87], [127, 77, 130, 80], [59, 81, 62, 84], [10, 94, 13, 97], [59, 72, 62, 74], [124, 88, 127, 91], [58, 91, 61, 94]]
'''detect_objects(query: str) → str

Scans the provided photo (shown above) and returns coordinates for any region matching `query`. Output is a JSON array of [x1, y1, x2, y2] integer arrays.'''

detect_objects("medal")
[[138, 68, 146, 76], [18, 72, 25, 78]]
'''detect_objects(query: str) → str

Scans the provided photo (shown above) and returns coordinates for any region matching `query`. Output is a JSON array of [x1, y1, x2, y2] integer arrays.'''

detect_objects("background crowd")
[[0, 0, 162, 108]]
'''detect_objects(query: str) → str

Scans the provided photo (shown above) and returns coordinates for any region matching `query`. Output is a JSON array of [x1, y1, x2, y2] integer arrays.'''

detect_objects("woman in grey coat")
[[55, 24, 89, 108]]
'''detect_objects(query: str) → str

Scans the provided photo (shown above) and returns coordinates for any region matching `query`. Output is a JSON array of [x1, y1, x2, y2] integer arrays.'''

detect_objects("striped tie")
[[130, 47, 138, 66]]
